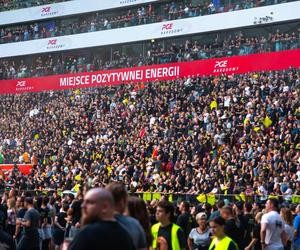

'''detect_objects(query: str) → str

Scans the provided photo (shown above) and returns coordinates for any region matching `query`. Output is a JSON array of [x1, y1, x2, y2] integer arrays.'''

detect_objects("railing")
[[131, 192, 300, 205], [3, 189, 300, 205]]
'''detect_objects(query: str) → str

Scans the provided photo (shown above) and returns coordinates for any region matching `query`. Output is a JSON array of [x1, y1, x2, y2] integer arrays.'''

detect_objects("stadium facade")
[[0, 0, 300, 94]]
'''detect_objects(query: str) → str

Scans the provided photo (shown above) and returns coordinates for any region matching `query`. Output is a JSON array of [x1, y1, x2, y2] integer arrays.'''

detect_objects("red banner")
[[0, 164, 33, 176], [1, 49, 300, 95]]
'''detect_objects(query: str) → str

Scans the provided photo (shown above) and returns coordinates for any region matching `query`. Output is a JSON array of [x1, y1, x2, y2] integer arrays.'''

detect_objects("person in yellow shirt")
[[209, 217, 238, 250]]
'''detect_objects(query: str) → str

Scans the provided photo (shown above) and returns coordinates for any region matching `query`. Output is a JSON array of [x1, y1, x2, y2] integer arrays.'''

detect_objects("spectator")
[[127, 196, 152, 247], [260, 199, 287, 250], [107, 182, 148, 250], [177, 201, 193, 242], [14, 196, 26, 243], [280, 207, 294, 250], [52, 203, 68, 250], [245, 212, 263, 250], [6, 198, 16, 237], [17, 197, 40, 250], [188, 212, 211, 250], [209, 201, 225, 221], [221, 206, 242, 247], [0, 225, 15, 250], [209, 216, 238, 250], [294, 205, 300, 250], [151, 200, 186, 250], [243, 202, 255, 249], [68, 188, 135, 250]]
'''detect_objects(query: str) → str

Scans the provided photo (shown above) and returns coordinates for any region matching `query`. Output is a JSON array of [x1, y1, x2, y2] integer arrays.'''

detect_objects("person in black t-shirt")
[[244, 212, 262, 250], [243, 202, 255, 248], [152, 200, 186, 250], [68, 188, 135, 250], [176, 201, 193, 240], [17, 197, 40, 250], [52, 203, 68, 250], [0, 229, 15, 250]]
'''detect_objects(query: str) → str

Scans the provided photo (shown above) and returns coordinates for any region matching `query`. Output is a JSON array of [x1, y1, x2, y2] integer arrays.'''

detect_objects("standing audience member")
[[245, 212, 263, 250], [6, 198, 16, 237], [209, 216, 238, 250], [17, 197, 40, 250], [68, 188, 135, 250], [177, 201, 193, 242], [107, 183, 148, 250], [127, 196, 152, 248], [260, 199, 287, 250], [221, 206, 242, 248], [294, 205, 300, 250], [280, 207, 294, 250], [151, 200, 186, 250], [188, 212, 211, 250], [52, 203, 68, 250]]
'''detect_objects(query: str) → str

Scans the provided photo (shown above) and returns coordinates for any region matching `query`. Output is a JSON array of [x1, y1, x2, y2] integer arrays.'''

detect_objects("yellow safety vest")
[[151, 223, 181, 250], [209, 236, 238, 250]]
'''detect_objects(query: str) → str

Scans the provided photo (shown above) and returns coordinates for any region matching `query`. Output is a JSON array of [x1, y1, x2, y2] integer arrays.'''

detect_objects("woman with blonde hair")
[[6, 198, 16, 236], [280, 207, 294, 250]]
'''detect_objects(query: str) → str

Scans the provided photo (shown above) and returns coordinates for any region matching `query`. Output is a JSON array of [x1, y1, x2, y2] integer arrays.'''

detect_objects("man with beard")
[[68, 188, 135, 250]]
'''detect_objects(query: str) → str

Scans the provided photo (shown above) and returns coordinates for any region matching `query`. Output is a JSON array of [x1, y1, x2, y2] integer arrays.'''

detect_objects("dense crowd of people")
[[0, 27, 299, 80], [0, 0, 70, 12], [0, 0, 293, 44], [1, 1, 300, 250], [0, 68, 299, 197], [0, 184, 298, 249]]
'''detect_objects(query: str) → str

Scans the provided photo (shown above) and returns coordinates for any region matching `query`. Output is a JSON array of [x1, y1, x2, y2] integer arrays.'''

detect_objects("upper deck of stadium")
[[0, 0, 300, 58]]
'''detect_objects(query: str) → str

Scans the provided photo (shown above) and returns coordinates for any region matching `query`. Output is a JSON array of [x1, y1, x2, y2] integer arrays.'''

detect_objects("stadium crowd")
[[0, 48, 299, 250], [0, 0, 293, 44], [0, 67, 299, 195], [0, 27, 300, 79]]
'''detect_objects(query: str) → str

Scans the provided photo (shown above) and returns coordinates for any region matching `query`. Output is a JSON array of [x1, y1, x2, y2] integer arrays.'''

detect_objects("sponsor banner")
[[1, 1, 300, 58], [0, 0, 158, 26], [1, 49, 300, 95], [0, 164, 33, 176]]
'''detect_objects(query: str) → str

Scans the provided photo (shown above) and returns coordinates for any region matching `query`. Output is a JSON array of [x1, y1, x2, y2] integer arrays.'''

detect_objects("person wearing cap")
[[188, 212, 211, 250], [209, 216, 238, 250], [293, 205, 300, 250]]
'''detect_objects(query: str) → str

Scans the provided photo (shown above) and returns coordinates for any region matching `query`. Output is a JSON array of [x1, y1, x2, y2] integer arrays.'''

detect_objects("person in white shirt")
[[261, 198, 287, 250]]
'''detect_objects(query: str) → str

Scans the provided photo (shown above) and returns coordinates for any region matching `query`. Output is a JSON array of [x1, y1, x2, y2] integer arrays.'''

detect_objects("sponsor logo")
[[41, 6, 51, 13], [162, 23, 173, 30], [46, 39, 65, 50], [40, 5, 59, 17], [214, 60, 228, 68], [213, 60, 239, 73], [16, 81, 33, 91], [16, 81, 26, 87], [48, 39, 57, 45], [161, 23, 183, 35]]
